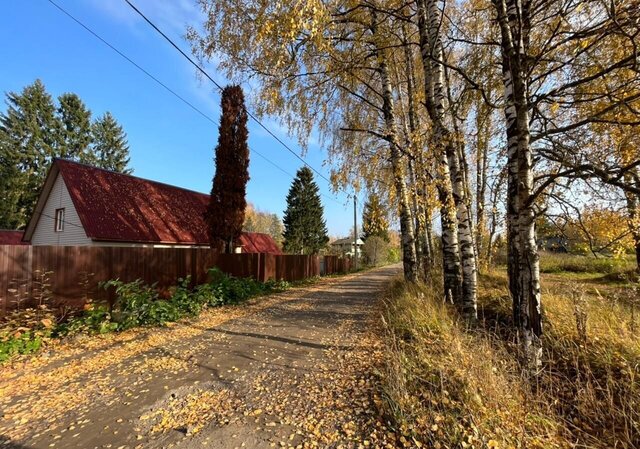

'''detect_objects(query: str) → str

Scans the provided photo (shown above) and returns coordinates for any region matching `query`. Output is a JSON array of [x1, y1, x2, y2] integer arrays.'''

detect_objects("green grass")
[[539, 251, 635, 274]]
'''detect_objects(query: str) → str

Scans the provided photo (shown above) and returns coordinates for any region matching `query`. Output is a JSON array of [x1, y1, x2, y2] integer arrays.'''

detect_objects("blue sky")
[[0, 0, 360, 237]]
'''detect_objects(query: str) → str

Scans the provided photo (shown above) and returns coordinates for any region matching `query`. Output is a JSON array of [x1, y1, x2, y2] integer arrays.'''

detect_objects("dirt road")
[[0, 264, 401, 449]]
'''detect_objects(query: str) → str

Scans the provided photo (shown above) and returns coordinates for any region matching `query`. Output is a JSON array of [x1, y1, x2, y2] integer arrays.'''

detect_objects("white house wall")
[[31, 174, 92, 246]]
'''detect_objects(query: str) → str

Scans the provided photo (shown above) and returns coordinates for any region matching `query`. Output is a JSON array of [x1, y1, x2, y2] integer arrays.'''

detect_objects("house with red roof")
[[21, 159, 282, 254]]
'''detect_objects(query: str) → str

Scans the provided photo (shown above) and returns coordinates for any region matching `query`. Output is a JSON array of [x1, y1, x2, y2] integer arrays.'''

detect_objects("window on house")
[[54, 208, 65, 232]]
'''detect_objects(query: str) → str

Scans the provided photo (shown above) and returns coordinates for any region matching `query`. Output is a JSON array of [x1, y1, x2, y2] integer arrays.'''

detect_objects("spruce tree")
[[56, 93, 92, 161], [362, 193, 390, 242], [282, 167, 329, 254], [0, 80, 58, 229], [269, 213, 284, 245], [0, 80, 132, 229], [207, 85, 250, 252], [91, 112, 131, 173]]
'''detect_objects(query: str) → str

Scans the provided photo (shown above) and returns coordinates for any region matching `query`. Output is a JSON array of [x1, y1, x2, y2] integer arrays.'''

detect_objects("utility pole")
[[353, 194, 358, 271]]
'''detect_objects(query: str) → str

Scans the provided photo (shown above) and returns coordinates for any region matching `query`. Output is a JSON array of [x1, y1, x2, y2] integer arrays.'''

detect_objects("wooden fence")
[[0, 245, 352, 314]]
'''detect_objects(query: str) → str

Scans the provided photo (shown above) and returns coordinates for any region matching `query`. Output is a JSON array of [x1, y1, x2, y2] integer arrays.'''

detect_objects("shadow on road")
[[207, 328, 354, 351], [0, 435, 32, 449]]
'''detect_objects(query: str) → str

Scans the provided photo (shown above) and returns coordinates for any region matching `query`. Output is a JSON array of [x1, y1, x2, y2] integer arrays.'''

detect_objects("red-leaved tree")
[[206, 85, 250, 252]]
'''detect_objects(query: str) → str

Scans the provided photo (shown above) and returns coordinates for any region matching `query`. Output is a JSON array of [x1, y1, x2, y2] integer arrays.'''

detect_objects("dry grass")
[[379, 257, 640, 448]]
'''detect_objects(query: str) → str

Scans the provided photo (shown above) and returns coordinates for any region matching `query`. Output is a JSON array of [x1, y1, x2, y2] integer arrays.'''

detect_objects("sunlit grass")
[[379, 253, 640, 448]]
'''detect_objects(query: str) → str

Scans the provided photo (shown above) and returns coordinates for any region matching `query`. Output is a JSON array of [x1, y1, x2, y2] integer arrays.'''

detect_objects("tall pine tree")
[[282, 167, 329, 254], [92, 112, 131, 173], [362, 193, 390, 242], [0, 80, 58, 229], [207, 85, 250, 252], [56, 93, 92, 161], [0, 80, 132, 229]]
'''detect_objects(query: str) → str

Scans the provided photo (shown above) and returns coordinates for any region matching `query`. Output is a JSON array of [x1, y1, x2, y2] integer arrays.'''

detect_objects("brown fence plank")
[[0, 246, 331, 315]]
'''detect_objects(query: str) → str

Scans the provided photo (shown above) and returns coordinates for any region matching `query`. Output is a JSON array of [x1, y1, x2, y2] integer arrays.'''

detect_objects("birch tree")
[[489, 0, 640, 365], [415, 0, 478, 317]]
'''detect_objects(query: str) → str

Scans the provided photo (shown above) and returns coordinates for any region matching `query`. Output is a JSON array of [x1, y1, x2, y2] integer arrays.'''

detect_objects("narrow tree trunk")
[[438, 151, 463, 303], [624, 171, 640, 272], [417, 153, 435, 274], [424, 203, 434, 266], [416, 0, 475, 315], [402, 35, 431, 279], [372, 16, 418, 282], [486, 170, 505, 267], [407, 158, 425, 277], [448, 144, 478, 319], [494, 0, 542, 368], [476, 97, 490, 268], [507, 133, 521, 327]]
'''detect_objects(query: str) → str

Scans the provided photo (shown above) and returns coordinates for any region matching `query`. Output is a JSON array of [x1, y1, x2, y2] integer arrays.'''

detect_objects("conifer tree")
[[56, 93, 92, 161], [282, 167, 329, 254], [91, 112, 131, 173], [0, 80, 58, 229], [206, 85, 250, 252], [0, 80, 132, 229], [362, 193, 390, 242]]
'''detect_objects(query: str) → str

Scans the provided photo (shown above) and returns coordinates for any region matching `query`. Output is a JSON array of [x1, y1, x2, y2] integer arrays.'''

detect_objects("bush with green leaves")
[[102, 279, 182, 330], [54, 304, 116, 336], [2, 268, 294, 363], [0, 331, 45, 362], [207, 268, 289, 302], [0, 308, 55, 362]]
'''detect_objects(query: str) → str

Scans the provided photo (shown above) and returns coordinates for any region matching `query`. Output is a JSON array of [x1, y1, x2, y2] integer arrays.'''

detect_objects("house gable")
[[30, 172, 91, 246]]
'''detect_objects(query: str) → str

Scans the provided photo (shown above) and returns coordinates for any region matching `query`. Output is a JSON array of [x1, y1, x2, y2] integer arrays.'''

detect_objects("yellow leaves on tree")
[[566, 208, 635, 258]]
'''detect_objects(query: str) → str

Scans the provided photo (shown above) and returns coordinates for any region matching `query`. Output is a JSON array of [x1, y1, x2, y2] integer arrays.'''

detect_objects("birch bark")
[[493, 0, 542, 367], [372, 15, 419, 283], [416, 0, 477, 316]]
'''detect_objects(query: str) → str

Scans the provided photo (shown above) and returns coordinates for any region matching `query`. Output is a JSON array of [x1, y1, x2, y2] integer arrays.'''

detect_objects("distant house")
[[331, 237, 364, 257], [537, 235, 568, 253], [21, 159, 281, 254], [0, 230, 28, 245]]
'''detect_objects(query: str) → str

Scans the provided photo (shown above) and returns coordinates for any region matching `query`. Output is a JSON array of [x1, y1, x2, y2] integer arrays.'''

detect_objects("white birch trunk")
[[624, 171, 640, 272], [372, 18, 419, 283], [494, 0, 542, 368], [403, 38, 432, 278], [417, 0, 477, 316]]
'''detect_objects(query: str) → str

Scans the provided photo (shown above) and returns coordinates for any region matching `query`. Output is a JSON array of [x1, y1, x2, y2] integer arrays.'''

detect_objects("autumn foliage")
[[207, 85, 250, 252]]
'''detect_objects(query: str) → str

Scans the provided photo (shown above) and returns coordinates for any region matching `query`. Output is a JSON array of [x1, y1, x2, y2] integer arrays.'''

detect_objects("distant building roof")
[[0, 230, 29, 245], [23, 159, 282, 253], [332, 237, 364, 246], [238, 232, 282, 254]]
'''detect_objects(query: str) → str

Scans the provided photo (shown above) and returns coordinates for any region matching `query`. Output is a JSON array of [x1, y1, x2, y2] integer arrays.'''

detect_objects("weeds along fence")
[[0, 246, 352, 315]]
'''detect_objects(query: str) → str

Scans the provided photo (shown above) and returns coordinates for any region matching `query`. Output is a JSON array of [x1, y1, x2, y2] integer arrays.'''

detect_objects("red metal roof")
[[54, 159, 282, 253], [238, 232, 282, 254], [0, 230, 29, 245]]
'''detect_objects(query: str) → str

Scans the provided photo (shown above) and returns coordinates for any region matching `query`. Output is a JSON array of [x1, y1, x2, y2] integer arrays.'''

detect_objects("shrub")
[[206, 268, 288, 302], [170, 276, 207, 316], [102, 279, 180, 330], [0, 331, 46, 362], [1, 269, 293, 363], [0, 308, 55, 362], [387, 247, 401, 264], [55, 304, 117, 336]]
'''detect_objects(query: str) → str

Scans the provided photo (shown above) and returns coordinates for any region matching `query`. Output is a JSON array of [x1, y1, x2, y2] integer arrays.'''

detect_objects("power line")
[[46, 0, 213, 126], [44, 0, 342, 206], [121, 0, 338, 190]]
